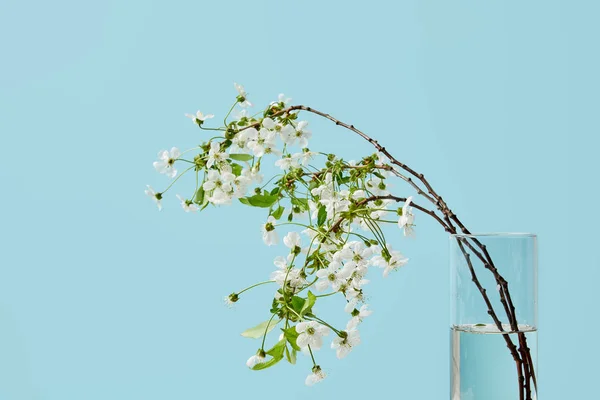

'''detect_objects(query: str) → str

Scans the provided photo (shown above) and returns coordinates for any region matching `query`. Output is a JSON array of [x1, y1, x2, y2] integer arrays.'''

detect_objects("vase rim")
[[450, 232, 537, 238]]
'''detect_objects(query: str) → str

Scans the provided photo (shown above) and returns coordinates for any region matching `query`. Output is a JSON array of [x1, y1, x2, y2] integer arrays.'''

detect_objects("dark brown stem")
[[457, 240, 526, 400]]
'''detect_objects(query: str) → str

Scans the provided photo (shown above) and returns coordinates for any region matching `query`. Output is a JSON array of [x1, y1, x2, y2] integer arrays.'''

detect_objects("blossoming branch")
[[145, 84, 537, 398]]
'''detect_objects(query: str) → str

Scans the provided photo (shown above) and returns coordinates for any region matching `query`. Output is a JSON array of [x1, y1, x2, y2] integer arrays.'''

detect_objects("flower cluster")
[[145, 84, 416, 385]]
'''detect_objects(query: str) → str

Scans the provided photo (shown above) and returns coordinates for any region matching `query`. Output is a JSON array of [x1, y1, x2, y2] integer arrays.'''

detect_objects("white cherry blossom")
[[365, 176, 389, 196], [231, 128, 256, 153], [153, 147, 180, 178], [271, 93, 291, 106], [345, 300, 373, 330], [234, 82, 252, 107], [185, 110, 214, 125], [145, 185, 162, 211], [315, 261, 350, 292], [305, 366, 326, 386], [176, 194, 199, 212], [203, 170, 235, 205], [262, 216, 278, 246], [331, 327, 361, 359], [274, 155, 299, 170], [283, 231, 303, 254], [270, 255, 306, 289], [372, 246, 409, 277], [292, 150, 317, 166], [206, 142, 228, 168], [247, 128, 279, 157], [246, 350, 266, 368], [242, 166, 263, 184], [398, 196, 416, 237], [289, 121, 312, 148], [296, 321, 330, 350]]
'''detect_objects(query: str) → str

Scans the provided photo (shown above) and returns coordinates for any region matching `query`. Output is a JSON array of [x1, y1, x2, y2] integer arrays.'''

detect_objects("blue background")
[[1, 0, 598, 398]]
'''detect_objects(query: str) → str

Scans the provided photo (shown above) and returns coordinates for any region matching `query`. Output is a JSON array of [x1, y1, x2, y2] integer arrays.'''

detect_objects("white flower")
[[270, 255, 306, 289], [246, 350, 266, 368], [262, 216, 278, 246], [278, 124, 296, 145], [224, 293, 239, 307], [283, 231, 303, 254], [271, 93, 291, 106], [185, 110, 214, 125], [346, 302, 373, 330], [398, 196, 415, 237], [289, 121, 312, 148], [206, 142, 228, 168], [369, 199, 394, 220], [231, 128, 255, 153], [342, 241, 373, 270], [305, 366, 326, 386], [372, 246, 409, 277], [232, 174, 251, 197], [292, 150, 317, 166], [315, 261, 350, 292], [345, 286, 364, 302], [153, 147, 181, 178], [311, 172, 334, 198], [351, 189, 366, 200], [274, 155, 299, 170], [331, 328, 361, 359], [320, 190, 351, 219], [176, 194, 199, 213], [145, 185, 162, 211], [234, 82, 253, 107], [365, 176, 389, 195], [233, 108, 249, 121], [296, 321, 330, 350], [242, 166, 263, 184], [203, 170, 235, 205], [261, 117, 277, 130], [247, 128, 279, 157]]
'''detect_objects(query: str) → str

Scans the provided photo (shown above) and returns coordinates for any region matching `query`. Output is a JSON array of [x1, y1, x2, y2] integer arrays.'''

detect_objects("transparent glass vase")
[[450, 233, 538, 400]]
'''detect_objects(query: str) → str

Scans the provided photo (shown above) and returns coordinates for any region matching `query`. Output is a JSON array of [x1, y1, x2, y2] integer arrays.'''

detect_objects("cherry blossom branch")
[[329, 195, 451, 234], [278, 104, 536, 398]]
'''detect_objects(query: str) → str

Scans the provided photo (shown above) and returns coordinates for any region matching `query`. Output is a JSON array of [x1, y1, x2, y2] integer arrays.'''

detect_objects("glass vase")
[[450, 233, 538, 400]]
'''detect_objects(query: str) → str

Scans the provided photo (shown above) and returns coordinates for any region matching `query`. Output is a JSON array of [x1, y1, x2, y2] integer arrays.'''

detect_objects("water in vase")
[[451, 324, 538, 400]]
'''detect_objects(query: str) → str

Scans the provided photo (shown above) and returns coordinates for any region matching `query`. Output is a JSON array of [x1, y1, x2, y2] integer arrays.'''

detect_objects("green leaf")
[[270, 187, 280, 196], [317, 205, 327, 226], [229, 153, 254, 162], [266, 339, 286, 357], [338, 176, 351, 185], [291, 197, 309, 210], [252, 340, 286, 370], [251, 355, 282, 370], [193, 186, 205, 205], [285, 346, 297, 364], [230, 162, 243, 176], [238, 194, 278, 208], [282, 326, 301, 351], [290, 296, 305, 313], [287, 212, 293, 222], [373, 171, 386, 180], [271, 205, 284, 220], [241, 319, 281, 339], [300, 291, 316, 316]]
